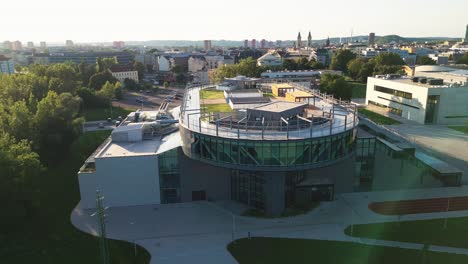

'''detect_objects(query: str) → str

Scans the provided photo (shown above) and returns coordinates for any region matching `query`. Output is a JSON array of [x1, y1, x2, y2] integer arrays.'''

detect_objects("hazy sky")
[[2, 0, 467, 43]]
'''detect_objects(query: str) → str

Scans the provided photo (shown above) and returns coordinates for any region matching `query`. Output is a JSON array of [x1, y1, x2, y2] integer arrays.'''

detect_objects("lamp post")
[[91, 190, 110, 264]]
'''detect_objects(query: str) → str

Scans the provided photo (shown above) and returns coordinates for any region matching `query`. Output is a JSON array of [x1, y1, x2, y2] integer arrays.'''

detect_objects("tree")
[[123, 78, 139, 90], [0, 132, 43, 219], [310, 61, 325, 70], [163, 81, 169, 88], [319, 73, 352, 101], [76, 87, 107, 108], [416, 56, 436, 65], [347, 58, 366, 80], [209, 57, 266, 84], [88, 70, 118, 90], [456, 52, 468, 64], [330, 49, 356, 73], [96, 57, 118, 72], [134, 61, 146, 80], [373, 52, 405, 66], [34, 91, 82, 162]]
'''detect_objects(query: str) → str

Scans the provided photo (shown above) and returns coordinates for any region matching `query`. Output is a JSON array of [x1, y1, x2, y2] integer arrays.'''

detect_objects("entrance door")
[[425, 95, 439, 124]]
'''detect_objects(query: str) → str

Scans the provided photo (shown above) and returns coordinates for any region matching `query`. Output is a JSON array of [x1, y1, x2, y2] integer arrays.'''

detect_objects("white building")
[[109, 65, 139, 84], [158, 55, 171, 72], [365, 73, 468, 125], [188, 56, 207, 72], [0, 55, 14, 74], [257, 51, 283, 67]]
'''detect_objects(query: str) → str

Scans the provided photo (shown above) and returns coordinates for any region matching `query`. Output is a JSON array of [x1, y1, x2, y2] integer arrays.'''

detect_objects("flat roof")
[[228, 89, 261, 94], [97, 130, 181, 158], [371, 77, 454, 89], [273, 83, 295, 89], [287, 90, 314, 98], [230, 97, 270, 104], [251, 101, 307, 113]]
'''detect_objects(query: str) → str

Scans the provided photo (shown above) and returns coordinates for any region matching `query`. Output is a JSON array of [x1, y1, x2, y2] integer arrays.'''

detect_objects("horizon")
[[1, 0, 467, 43]]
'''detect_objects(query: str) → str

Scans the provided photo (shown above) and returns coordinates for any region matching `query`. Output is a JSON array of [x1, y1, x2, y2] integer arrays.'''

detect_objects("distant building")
[[309, 49, 332, 66], [109, 65, 139, 84], [368, 33, 375, 45], [325, 37, 330, 47], [40, 41, 47, 49], [27, 41, 34, 48], [113, 41, 125, 49], [257, 51, 283, 67], [260, 39, 266, 49], [366, 71, 468, 125], [12, 41, 22, 51], [30, 51, 134, 65], [276, 40, 282, 47], [188, 56, 207, 72], [296, 32, 302, 49], [244, 39, 249, 48], [2, 41, 12, 50], [66, 40, 74, 47], [0, 55, 15, 74], [428, 54, 449, 65], [251, 39, 257, 49], [307, 31, 312, 48], [203, 40, 212, 51]]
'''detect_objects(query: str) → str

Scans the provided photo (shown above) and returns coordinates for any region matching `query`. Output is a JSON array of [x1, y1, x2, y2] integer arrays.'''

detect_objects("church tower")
[[296, 32, 302, 49], [326, 36, 330, 47], [307, 31, 312, 48]]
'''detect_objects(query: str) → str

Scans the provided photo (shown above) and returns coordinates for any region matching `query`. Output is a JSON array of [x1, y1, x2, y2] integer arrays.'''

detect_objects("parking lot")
[[113, 86, 185, 111]]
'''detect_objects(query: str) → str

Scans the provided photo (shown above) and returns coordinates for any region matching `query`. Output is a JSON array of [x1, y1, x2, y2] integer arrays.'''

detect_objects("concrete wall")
[[78, 154, 160, 209], [178, 152, 231, 202], [430, 86, 468, 125], [366, 77, 429, 124]]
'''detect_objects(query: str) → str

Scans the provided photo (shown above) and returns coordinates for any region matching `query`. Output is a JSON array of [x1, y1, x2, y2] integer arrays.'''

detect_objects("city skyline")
[[1, 0, 467, 43]]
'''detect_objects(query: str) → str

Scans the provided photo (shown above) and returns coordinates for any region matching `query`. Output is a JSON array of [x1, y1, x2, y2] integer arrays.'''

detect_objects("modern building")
[[251, 39, 257, 49], [244, 39, 249, 48], [66, 40, 74, 47], [30, 51, 134, 65], [2, 41, 12, 50], [257, 51, 283, 67], [109, 65, 139, 84], [27, 41, 34, 48], [0, 55, 15, 74], [12, 41, 22, 51], [40, 41, 46, 49], [365, 73, 468, 125], [204, 40, 212, 51], [260, 39, 266, 49], [368, 33, 375, 46], [78, 84, 359, 216], [113, 41, 125, 49]]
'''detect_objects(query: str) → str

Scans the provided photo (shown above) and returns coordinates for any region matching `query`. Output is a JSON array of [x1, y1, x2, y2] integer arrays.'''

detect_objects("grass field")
[[448, 125, 468, 134], [200, 88, 225, 100], [203, 103, 233, 113], [82, 106, 133, 121], [345, 217, 468, 249], [0, 130, 151, 264], [228, 237, 468, 264], [348, 81, 367, 98], [358, 108, 401, 125]]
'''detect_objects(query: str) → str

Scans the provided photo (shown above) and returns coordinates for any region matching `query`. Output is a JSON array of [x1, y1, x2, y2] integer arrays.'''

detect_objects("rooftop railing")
[[180, 84, 358, 140]]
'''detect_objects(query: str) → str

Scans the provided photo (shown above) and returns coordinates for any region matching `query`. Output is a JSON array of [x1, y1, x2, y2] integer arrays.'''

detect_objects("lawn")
[[200, 88, 225, 100], [347, 81, 367, 98], [358, 108, 401, 125], [82, 106, 133, 121], [228, 237, 468, 264], [203, 103, 233, 113], [0, 130, 151, 264], [345, 216, 468, 249], [448, 125, 468, 134]]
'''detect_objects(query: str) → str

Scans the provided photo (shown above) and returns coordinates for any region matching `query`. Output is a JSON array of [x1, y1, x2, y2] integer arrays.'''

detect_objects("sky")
[[2, 0, 467, 43]]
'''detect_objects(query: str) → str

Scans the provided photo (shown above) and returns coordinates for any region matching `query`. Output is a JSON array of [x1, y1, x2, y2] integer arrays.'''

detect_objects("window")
[[374, 85, 412, 99]]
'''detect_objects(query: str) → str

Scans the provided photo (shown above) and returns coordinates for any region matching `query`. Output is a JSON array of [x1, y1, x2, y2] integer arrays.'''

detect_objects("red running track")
[[369, 196, 468, 215]]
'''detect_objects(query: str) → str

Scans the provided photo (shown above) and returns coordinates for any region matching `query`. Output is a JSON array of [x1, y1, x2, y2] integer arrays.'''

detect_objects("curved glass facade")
[[181, 127, 356, 170]]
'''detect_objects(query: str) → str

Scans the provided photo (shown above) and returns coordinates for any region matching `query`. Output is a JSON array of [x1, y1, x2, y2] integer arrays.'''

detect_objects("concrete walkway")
[[71, 186, 468, 263]]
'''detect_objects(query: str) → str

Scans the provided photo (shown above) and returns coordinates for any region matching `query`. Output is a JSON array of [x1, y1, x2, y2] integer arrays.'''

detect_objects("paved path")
[[362, 104, 468, 181], [71, 186, 468, 263]]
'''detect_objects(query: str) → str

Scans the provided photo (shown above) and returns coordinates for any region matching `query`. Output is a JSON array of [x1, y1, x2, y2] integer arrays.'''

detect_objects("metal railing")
[[180, 85, 358, 140]]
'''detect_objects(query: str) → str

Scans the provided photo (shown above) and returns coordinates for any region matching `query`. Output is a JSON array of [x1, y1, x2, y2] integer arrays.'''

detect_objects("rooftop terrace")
[[180, 84, 358, 140]]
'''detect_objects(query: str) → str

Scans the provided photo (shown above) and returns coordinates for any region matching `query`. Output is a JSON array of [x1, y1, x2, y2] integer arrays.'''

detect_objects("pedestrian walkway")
[[71, 186, 468, 264]]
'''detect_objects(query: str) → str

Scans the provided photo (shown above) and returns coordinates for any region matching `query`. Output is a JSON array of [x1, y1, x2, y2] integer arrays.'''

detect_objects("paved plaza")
[[72, 186, 468, 264]]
